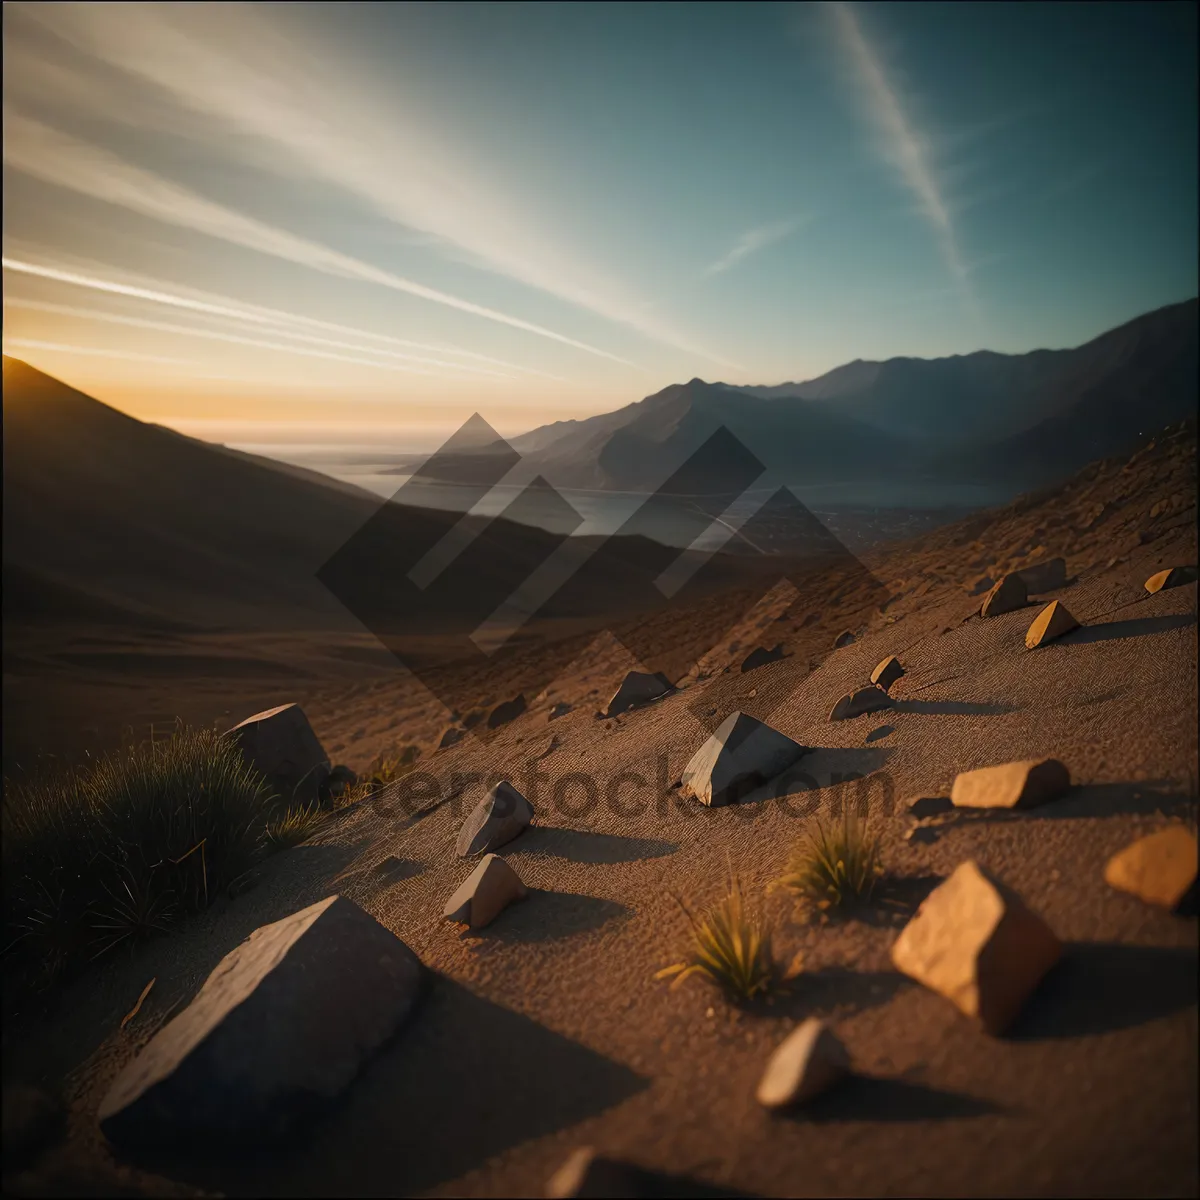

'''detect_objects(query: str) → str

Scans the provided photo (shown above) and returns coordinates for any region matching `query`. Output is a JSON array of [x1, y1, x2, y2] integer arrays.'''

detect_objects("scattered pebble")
[[1104, 826, 1198, 911], [756, 1018, 850, 1109]]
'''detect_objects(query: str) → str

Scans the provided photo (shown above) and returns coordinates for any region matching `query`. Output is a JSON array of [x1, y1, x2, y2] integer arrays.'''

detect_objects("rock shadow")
[[1010, 942, 1198, 1040], [792, 1075, 1005, 1123], [746, 968, 910, 1022], [864, 724, 894, 743], [891, 699, 1021, 716], [1059, 613, 1196, 644], [512, 826, 679, 865], [129, 974, 648, 1196], [472, 890, 633, 944], [935, 782, 1195, 828]]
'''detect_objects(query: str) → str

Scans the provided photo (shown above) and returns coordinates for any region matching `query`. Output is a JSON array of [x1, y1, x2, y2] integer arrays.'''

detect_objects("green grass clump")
[[656, 870, 779, 1002], [261, 801, 327, 851], [2, 726, 275, 990], [776, 810, 884, 910]]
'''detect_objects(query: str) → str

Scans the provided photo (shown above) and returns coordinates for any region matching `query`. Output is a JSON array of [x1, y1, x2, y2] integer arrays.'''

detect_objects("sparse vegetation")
[[775, 810, 884, 911], [261, 801, 327, 851], [656, 870, 780, 1001], [1, 725, 277, 992]]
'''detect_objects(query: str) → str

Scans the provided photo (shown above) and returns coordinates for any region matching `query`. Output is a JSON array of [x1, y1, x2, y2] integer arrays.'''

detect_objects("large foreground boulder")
[[950, 758, 1070, 810], [225, 703, 330, 807], [605, 671, 673, 718], [456, 782, 534, 856], [1104, 826, 1198, 912], [980, 573, 1027, 617], [444, 854, 527, 929], [98, 896, 424, 1149], [681, 711, 808, 808], [890, 861, 1062, 1035]]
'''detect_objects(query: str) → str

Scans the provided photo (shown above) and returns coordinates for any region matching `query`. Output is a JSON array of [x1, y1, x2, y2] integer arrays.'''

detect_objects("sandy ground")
[[3, 427, 1197, 1198]]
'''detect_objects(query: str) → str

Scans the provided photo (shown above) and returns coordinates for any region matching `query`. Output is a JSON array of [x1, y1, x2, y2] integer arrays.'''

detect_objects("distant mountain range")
[[405, 297, 1197, 496]]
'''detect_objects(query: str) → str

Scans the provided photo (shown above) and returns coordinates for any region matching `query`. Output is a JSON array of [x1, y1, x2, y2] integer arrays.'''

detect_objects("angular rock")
[[225, 703, 330, 806], [680, 711, 808, 808], [829, 686, 893, 722], [890, 860, 1062, 1035], [98, 896, 424, 1148], [950, 758, 1070, 810], [605, 671, 673, 718], [1144, 566, 1199, 594], [456, 781, 534, 856], [1104, 826, 1198, 912], [834, 630, 856, 648], [979, 573, 1027, 617], [487, 694, 527, 729], [439, 726, 465, 750], [1015, 557, 1068, 593], [549, 701, 573, 720], [740, 645, 785, 673], [1024, 600, 1080, 649], [869, 655, 905, 691], [2, 1085, 65, 1173], [907, 795, 953, 819], [444, 854, 527, 929], [755, 1018, 850, 1109]]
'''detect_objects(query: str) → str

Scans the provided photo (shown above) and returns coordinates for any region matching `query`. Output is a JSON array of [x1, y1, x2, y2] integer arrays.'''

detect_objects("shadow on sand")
[[467, 889, 633, 945], [891, 699, 1022, 716], [787, 1075, 1005, 1123], [131, 974, 648, 1196], [933, 782, 1196, 829], [511, 826, 679, 864], [1060, 613, 1196, 644], [1012, 942, 1198, 1040]]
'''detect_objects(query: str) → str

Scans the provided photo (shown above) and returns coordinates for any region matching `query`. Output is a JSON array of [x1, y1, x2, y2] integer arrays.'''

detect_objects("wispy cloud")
[[826, 2, 974, 302], [2, 338, 199, 366], [3, 111, 640, 368], [5, 2, 739, 369], [703, 217, 808, 277]]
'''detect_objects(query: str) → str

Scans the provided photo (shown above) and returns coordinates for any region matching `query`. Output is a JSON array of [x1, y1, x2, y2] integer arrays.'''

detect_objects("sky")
[[3, 0, 1197, 449]]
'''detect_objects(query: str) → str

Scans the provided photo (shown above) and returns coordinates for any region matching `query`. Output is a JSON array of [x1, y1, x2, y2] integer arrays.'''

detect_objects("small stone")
[[980, 573, 1028, 617], [908, 795, 953, 818], [756, 1018, 850, 1109], [604, 671, 673, 718], [455, 782, 534, 856], [681, 711, 808, 808], [741, 644, 786, 673], [438, 726, 465, 750], [98, 896, 424, 1148], [1024, 600, 1080, 649], [829, 686, 893, 722], [890, 860, 1062, 1035], [488, 694, 527, 729], [834, 630, 856, 648], [951, 758, 1070, 810], [1015, 557, 1067, 593], [1104, 826, 1198, 911], [444, 854, 527, 929], [870, 655, 905, 691], [1144, 567, 1199, 594], [548, 702, 573, 720]]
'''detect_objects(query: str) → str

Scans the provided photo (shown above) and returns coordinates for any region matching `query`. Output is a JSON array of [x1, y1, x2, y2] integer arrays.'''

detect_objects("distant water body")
[[232, 440, 1011, 548]]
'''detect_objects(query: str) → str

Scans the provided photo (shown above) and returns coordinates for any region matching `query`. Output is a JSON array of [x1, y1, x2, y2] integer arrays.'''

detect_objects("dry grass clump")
[[2, 726, 275, 992], [656, 870, 780, 1001], [261, 801, 327, 851], [776, 810, 884, 911]]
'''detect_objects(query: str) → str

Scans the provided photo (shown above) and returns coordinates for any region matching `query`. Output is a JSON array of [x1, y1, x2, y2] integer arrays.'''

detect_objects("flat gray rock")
[[605, 671, 673, 718], [224, 702, 330, 806], [456, 781, 534, 856], [681, 711, 808, 808], [98, 896, 423, 1149]]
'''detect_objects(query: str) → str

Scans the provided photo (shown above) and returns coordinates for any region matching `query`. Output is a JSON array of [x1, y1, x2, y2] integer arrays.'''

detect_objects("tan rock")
[[980, 573, 1027, 617], [951, 758, 1070, 810], [829, 686, 893, 722], [870, 655, 905, 691], [756, 1018, 850, 1108], [444, 854, 527, 929], [680, 711, 808, 807], [1104, 826, 1198, 911], [890, 860, 1062, 1034], [1024, 601, 1080, 649], [1144, 566, 1199, 594]]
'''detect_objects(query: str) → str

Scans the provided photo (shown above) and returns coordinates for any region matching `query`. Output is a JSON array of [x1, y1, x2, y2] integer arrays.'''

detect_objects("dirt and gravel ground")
[[3, 426, 1196, 1198]]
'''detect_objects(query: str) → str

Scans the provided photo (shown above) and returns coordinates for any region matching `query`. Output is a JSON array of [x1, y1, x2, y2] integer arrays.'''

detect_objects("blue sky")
[[2, 1, 1196, 443]]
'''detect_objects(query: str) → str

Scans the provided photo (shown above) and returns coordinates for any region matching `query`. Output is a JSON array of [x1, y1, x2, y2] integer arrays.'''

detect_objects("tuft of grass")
[[261, 802, 326, 851], [775, 810, 884, 911], [2, 725, 275, 991], [655, 869, 779, 1002]]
